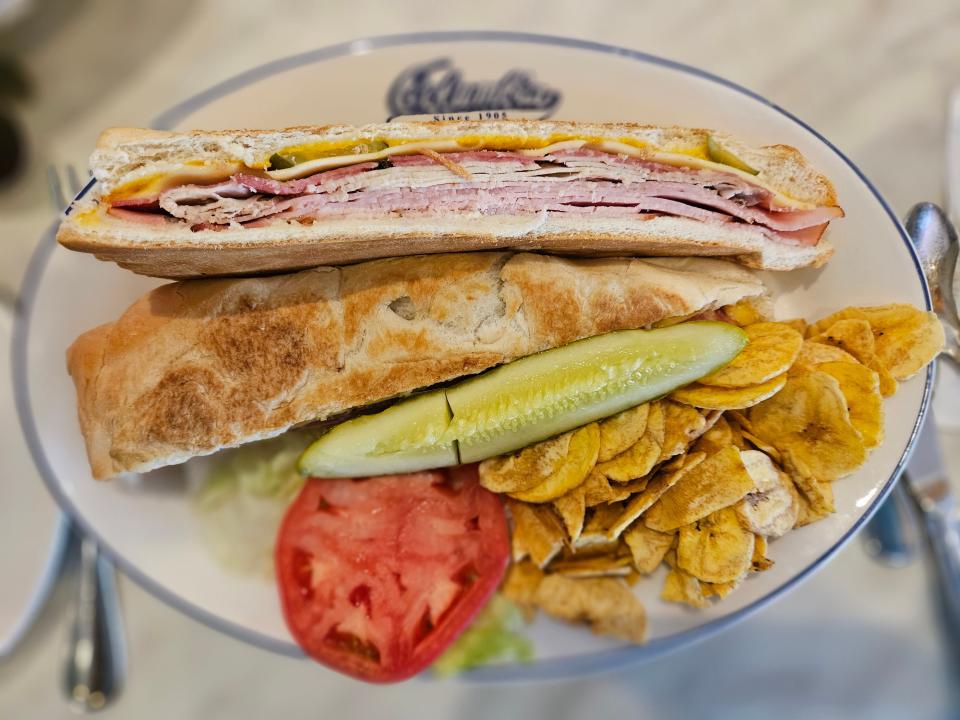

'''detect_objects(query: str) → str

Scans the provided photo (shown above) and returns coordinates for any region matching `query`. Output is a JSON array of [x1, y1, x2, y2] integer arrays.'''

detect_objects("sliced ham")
[[111, 196, 160, 210], [107, 206, 169, 226], [112, 149, 841, 245]]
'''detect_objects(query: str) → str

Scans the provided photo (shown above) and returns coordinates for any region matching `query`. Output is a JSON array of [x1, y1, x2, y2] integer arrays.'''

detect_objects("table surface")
[[2, 1, 960, 718]]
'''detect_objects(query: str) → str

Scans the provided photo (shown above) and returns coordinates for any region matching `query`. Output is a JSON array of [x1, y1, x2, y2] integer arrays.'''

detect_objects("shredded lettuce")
[[190, 432, 312, 577], [432, 595, 533, 676]]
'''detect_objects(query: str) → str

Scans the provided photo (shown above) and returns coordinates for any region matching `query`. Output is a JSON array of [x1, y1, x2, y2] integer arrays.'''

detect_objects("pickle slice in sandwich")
[[706, 135, 759, 175], [299, 322, 747, 478]]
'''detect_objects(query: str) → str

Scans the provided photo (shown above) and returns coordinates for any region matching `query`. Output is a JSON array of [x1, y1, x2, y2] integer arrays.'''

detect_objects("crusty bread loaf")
[[67, 252, 766, 479], [56, 120, 839, 278]]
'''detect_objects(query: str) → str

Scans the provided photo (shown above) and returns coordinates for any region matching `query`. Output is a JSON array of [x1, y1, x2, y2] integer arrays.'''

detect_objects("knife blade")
[[904, 405, 960, 644], [905, 409, 952, 514]]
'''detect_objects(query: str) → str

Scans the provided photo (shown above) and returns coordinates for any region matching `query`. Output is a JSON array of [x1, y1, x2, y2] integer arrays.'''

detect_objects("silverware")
[[48, 164, 127, 712], [902, 202, 960, 643], [859, 203, 956, 564], [63, 532, 126, 712], [904, 410, 960, 645], [906, 203, 960, 366]]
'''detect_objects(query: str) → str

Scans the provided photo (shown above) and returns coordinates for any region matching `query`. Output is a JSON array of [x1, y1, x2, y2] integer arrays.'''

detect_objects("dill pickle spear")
[[298, 322, 747, 477], [297, 391, 456, 477], [706, 135, 760, 175], [449, 322, 746, 461]]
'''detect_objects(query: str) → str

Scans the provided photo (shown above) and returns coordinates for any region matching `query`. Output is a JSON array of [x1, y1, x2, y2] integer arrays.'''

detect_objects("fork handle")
[[64, 537, 123, 711]]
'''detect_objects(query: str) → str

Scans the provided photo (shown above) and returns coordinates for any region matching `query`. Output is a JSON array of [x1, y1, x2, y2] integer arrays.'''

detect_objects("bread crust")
[[57, 212, 833, 278], [66, 252, 766, 479]]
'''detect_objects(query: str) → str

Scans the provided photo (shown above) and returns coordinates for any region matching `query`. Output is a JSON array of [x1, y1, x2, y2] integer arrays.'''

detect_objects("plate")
[[0, 303, 68, 658], [15, 32, 931, 680]]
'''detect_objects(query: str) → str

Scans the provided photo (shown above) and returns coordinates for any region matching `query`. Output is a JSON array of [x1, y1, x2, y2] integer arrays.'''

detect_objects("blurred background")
[[1, 1, 960, 718]]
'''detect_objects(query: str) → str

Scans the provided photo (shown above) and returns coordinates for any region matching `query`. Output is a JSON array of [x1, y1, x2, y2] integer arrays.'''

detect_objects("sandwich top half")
[[57, 120, 843, 278]]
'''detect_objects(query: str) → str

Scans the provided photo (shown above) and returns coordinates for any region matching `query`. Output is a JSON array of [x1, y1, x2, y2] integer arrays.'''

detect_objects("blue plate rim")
[[13, 30, 934, 682]]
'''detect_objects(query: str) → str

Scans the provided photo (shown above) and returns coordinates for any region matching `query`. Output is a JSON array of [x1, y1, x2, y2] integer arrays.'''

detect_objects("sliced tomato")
[[275, 464, 509, 682]]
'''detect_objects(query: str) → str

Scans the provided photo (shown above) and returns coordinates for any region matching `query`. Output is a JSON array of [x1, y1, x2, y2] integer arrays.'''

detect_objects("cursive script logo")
[[387, 58, 561, 119]]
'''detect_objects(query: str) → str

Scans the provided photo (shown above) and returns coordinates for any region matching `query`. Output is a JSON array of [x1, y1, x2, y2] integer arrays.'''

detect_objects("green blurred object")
[[432, 595, 533, 676], [192, 432, 311, 577]]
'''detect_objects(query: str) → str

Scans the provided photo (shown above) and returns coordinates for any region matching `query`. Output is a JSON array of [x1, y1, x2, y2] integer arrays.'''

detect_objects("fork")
[[48, 164, 127, 713]]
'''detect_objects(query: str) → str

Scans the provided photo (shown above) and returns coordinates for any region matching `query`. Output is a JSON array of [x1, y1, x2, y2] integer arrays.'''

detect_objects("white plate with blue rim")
[[1, 300, 69, 660], [14, 32, 931, 681]]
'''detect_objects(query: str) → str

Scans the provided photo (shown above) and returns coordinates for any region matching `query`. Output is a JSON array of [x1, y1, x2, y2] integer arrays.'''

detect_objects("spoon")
[[905, 203, 960, 364]]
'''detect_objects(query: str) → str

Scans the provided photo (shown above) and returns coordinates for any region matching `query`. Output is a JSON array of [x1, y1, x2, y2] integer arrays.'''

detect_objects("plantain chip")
[[751, 535, 774, 572], [781, 318, 808, 336], [740, 428, 782, 464], [661, 568, 710, 609], [500, 561, 544, 621], [817, 360, 884, 448], [552, 487, 587, 544], [575, 503, 627, 550], [644, 447, 755, 532], [699, 322, 803, 388], [701, 408, 725, 432], [748, 371, 866, 483], [663, 544, 678, 569], [702, 577, 744, 599], [692, 415, 734, 455], [623, 524, 676, 574], [810, 305, 943, 380], [783, 451, 836, 520], [508, 423, 600, 502], [677, 506, 755, 584], [566, 470, 642, 508], [597, 402, 665, 482], [671, 374, 787, 410], [794, 486, 833, 527], [859, 304, 944, 380], [810, 318, 876, 364], [790, 340, 859, 375], [552, 468, 644, 543], [608, 452, 708, 539], [535, 575, 646, 643], [807, 307, 871, 336], [734, 452, 799, 538], [507, 499, 566, 568], [582, 470, 619, 506], [482, 423, 593, 495], [867, 356, 898, 397], [548, 555, 633, 578], [659, 401, 709, 462], [724, 299, 768, 327], [480, 433, 570, 493], [598, 403, 650, 462]]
